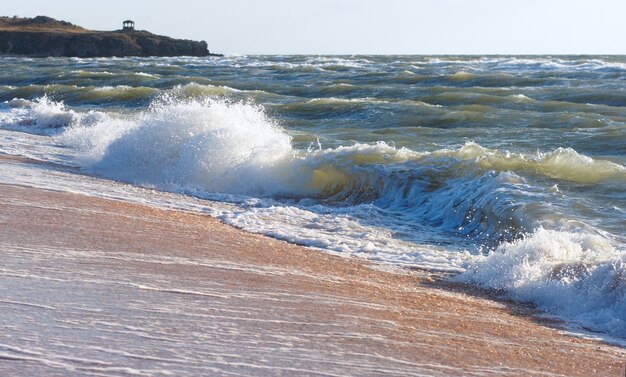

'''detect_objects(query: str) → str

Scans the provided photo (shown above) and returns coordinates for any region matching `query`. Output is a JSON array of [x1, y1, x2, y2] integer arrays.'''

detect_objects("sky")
[[4, 0, 626, 55]]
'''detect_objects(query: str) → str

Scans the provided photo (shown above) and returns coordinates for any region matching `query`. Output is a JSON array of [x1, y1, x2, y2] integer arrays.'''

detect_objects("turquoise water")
[[1, 55, 625, 338]]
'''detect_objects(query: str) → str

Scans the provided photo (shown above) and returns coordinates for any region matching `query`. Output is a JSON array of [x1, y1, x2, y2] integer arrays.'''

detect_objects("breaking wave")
[[2, 95, 622, 201], [459, 228, 626, 337]]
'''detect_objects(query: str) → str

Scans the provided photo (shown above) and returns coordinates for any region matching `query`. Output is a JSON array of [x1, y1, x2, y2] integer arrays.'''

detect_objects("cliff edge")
[[0, 16, 220, 57]]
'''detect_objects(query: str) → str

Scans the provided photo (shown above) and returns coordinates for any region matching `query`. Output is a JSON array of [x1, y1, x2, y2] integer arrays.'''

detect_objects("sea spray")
[[62, 97, 294, 194]]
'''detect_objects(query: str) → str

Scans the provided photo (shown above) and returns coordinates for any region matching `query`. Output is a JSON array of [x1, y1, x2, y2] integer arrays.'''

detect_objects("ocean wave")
[[87, 85, 159, 101], [0, 84, 159, 105], [0, 95, 614, 236], [444, 142, 626, 184], [424, 56, 626, 72], [234, 56, 376, 72], [306, 97, 388, 105], [0, 83, 280, 114], [304, 56, 375, 71], [52, 97, 569, 245], [4, 95, 621, 248], [1, 96, 81, 134], [275, 97, 447, 120], [169, 82, 242, 97], [444, 71, 545, 87], [70, 70, 116, 77], [459, 228, 626, 337], [70, 70, 160, 79], [6, 95, 623, 187], [135, 72, 159, 78]]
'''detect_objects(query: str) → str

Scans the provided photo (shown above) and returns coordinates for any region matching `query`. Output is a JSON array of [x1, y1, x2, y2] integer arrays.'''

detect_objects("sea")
[[0, 55, 625, 340]]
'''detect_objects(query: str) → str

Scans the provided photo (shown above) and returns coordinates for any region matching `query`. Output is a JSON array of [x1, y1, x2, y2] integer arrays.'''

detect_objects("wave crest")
[[448, 142, 626, 183]]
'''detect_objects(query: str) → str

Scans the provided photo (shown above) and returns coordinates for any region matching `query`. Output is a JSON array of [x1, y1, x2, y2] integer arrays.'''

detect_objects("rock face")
[[0, 16, 218, 57]]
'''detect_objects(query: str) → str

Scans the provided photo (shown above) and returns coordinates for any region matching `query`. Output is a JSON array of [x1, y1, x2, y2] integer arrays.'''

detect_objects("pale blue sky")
[[5, 0, 626, 55]]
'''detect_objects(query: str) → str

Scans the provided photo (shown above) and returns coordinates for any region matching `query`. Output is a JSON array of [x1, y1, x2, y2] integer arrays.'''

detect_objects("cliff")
[[0, 16, 220, 57]]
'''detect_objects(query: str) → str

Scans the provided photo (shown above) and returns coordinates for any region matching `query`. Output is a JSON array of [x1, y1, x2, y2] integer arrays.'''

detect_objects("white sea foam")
[[459, 228, 626, 337], [0, 96, 76, 134], [0, 96, 113, 135]]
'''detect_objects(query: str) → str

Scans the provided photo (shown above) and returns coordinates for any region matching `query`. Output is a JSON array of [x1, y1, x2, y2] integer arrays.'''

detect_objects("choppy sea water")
[[0, 55, 625, 339]]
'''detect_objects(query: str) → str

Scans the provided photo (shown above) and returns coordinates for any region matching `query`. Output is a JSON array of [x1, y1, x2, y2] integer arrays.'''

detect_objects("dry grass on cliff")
[[0, 16, 89, 33]]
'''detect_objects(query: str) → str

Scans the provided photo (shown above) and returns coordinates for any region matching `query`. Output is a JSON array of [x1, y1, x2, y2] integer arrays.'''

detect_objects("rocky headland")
[[0, 16, 220, 57]]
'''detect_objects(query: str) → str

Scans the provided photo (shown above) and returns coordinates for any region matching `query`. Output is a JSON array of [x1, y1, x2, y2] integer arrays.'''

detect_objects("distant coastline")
[[0, 16, 222, 58]]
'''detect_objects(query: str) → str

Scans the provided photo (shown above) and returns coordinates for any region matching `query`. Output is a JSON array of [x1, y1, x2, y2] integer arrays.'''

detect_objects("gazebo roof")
[[123, 20, 134, 23]]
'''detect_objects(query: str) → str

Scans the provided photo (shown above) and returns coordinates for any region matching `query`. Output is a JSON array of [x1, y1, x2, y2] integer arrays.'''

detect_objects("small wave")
[[238, 57, 375, 72], [306, 97, 388, 105], [508, 93, 533, 102], [459, 227, 626, 337], [70, 70, 116, 77], [166, 83, 277, 100], [240, 60, 323, 73], [317, 83, 359, 94], [449, 71, 476, 81], [276, 98, 378, 118], [305, 56, 374, 69], [169, 82, 242, 97], [0, 95, 141, 135], [135, 72, 159, 78], [445, 142, 626, 184], [86, 85, 158, 101], [425, 56, 626, 72], [277, 97, 443, 119], [425, 91, 509, 106], [0, 84, 160, 105], [0, 96, 78, 134]]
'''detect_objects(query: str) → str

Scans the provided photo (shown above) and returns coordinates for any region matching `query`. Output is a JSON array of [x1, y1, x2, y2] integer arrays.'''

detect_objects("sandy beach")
[[1, 180, 624, 376]]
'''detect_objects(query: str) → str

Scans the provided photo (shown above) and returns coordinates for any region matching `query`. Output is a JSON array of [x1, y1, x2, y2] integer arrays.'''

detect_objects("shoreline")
[[1, 179, 625, 375]]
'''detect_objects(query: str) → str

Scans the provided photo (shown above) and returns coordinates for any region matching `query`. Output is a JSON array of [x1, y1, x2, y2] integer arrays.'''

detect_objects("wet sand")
[[1, 182, 625, 376]]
